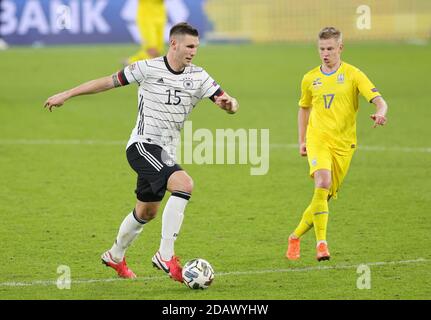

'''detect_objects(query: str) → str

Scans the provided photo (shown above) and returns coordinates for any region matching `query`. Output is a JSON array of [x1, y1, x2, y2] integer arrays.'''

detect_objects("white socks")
[[159, 191, 191, 260], [109, 210, 146, 262], [109, 191, 191, 263]]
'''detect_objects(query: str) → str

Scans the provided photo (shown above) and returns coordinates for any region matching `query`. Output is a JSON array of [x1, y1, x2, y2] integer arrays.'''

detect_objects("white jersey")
[[122, 56, 221, 159]]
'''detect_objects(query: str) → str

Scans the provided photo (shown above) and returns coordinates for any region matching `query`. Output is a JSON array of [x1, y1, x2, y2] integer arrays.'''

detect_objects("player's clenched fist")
[[214, 94, 239, 114], [370, 114, 387, 128], [44, 92, 69, 111], [299, 142, 307, 156]]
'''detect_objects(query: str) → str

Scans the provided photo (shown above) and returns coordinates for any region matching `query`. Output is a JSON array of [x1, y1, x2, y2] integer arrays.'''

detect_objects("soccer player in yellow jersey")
[[286, 27, 388, 261], [128, 0, 166, 64]]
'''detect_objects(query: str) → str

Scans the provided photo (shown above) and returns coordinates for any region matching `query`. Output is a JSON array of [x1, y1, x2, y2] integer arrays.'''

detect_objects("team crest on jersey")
[[312, 78, 322, 89], [183, 78, 193, 89], [161, 149, 175, 167], [311, 158, 317, 166], [337, 73, 345, 84], [129, 63, 137, 71]]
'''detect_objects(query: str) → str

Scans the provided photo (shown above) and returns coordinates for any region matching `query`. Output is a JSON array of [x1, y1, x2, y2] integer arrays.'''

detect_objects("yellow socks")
[[293, 205, 313, 238], [310, 188, 329, 242], [293, 188, 329, 241]]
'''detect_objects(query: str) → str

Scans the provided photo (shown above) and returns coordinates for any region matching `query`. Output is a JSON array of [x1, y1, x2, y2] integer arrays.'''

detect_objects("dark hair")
[[169, 22, 199, 39]]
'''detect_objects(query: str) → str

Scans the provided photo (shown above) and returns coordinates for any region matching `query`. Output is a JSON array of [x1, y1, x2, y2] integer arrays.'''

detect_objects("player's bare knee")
[[181, 176, 194, 194], [173, 177, 193, 195], [314, 170, 331, 189], [316, 180, 331, 190], [168, 171, 194, 194], [315, 177, 331, 189], [315, 179, 331, 189]]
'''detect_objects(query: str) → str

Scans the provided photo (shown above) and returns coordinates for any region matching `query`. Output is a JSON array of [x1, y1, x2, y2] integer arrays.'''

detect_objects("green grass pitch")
[[0, 42, 430, 300]]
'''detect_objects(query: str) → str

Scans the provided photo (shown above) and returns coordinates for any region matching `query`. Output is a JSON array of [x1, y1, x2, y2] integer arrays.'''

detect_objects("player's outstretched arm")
[[370, 96, 388, 128], [44, 73, 121, 112], [213, 92, 239, 114]]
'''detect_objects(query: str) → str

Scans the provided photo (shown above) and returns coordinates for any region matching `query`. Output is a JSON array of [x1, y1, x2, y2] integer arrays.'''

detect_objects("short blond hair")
[[318, 27, 342, 43]]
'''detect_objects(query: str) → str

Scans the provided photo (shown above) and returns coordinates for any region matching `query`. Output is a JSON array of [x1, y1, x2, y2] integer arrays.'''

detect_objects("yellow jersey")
[[299, 62, 381, 149], [138, 0, 165, 19]]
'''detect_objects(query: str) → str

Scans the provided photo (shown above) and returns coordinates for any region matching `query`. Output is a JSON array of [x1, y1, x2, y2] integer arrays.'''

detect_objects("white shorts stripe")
[[140, 143, 164, 168], [137, 143, 164, 169], [138, 149, 162, 171], [136, 143, 162, 171], [135, 143, 162, 171]]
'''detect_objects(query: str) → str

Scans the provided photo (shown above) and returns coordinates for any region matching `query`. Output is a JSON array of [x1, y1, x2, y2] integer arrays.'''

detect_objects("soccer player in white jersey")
[[44, 23, 239, 282]]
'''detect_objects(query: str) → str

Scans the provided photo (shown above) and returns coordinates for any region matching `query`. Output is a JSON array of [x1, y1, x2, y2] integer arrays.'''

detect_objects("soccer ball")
[[182, 258, 215, 289]]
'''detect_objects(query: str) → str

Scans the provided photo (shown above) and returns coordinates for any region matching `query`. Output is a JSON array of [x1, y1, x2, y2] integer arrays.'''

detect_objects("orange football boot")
[[286, 237, 300, 260], [316, 242, 330, 261]]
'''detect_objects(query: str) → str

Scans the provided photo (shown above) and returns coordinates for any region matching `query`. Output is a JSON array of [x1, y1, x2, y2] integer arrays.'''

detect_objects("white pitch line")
[[0, 258, 427, 288], [0, 139, 430, 153]]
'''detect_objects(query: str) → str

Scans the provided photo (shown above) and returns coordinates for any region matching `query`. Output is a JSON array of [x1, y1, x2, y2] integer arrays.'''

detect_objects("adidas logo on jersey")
[[157, 78, 164, 84]]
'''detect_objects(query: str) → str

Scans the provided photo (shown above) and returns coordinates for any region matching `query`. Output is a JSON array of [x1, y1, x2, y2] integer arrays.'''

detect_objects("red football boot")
[[152, 251, 183, 282], [101, 251, 136, 279]]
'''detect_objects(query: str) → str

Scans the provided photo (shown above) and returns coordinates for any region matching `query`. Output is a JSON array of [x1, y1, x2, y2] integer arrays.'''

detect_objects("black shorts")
[[126, 142, 183, 202]]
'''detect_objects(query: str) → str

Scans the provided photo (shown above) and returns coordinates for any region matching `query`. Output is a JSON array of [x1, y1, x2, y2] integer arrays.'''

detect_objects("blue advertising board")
[[0, 0, 211, 45]]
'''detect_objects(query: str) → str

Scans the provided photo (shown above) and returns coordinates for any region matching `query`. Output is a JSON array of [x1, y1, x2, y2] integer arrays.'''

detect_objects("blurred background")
[[1, 0, 430, 47]]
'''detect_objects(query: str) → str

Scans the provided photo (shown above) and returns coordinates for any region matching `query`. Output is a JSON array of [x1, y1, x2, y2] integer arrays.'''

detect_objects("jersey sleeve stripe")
[[117, 69, 129, 86], [209, 88, 224, 102]]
